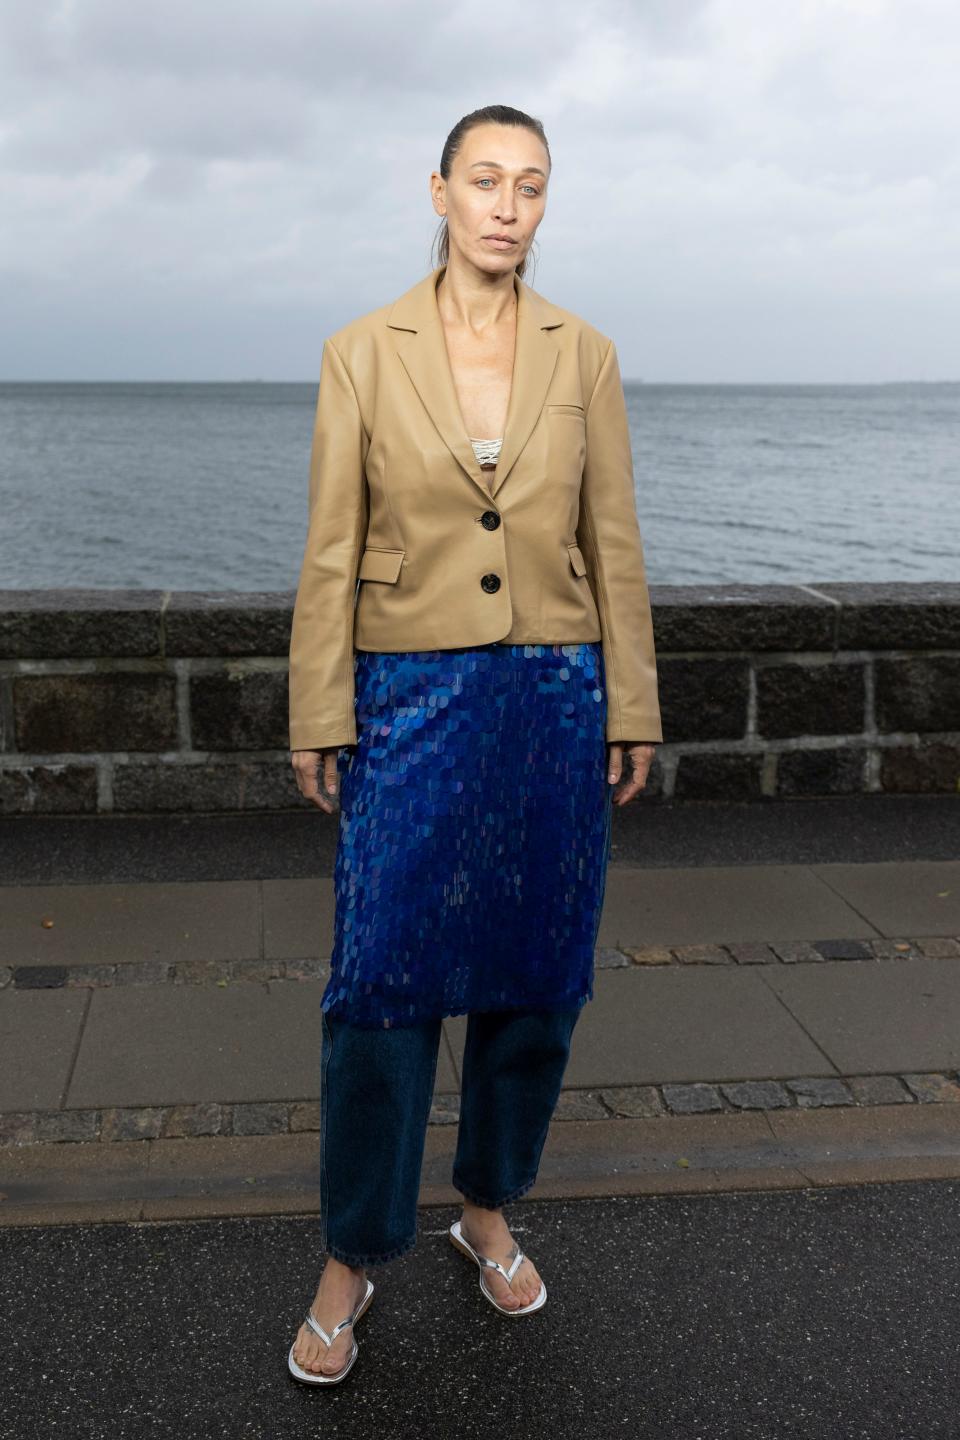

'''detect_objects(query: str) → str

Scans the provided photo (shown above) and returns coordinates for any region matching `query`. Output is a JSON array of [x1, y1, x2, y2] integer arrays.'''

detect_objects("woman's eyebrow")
[[468, 160, 548, 178]]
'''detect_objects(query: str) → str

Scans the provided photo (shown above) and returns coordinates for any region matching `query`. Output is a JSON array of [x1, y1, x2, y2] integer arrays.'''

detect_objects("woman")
[[286, 104, 662, 1385]]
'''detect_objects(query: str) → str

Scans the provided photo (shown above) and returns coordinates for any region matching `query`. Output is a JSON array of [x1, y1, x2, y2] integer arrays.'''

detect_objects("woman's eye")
[[477, 179, 541, 196]]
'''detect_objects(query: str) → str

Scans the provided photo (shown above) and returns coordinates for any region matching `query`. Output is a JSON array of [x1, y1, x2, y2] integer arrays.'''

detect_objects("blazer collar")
[[386, 263, 564, 502]]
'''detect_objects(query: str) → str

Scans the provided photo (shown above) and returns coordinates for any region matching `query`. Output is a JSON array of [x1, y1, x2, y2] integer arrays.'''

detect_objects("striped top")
[[469, 436, 503, 468]]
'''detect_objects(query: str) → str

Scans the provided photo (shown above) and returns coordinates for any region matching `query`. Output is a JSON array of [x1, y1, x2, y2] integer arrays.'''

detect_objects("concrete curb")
[[4, 1105, 960, 1227]]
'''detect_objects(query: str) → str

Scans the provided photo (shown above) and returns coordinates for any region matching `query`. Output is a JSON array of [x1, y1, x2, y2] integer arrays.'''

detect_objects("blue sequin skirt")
[[322, 641, 613, 1028]]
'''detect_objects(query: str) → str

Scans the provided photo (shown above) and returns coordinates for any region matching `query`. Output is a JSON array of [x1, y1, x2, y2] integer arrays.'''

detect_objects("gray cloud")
[[1, 0, 957, 380]]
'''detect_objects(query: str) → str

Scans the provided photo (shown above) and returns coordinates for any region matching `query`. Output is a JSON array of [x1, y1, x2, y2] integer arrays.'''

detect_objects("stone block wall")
[[0, 584, 957, 814]]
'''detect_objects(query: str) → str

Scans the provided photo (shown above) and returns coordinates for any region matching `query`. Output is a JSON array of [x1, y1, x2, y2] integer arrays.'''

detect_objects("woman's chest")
[[442, 319, 516, 439]]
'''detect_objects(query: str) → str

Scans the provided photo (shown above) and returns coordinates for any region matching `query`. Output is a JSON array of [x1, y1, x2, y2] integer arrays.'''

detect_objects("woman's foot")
[[291, 1256, 368, 1376], [458, 1202, 542, 1310]]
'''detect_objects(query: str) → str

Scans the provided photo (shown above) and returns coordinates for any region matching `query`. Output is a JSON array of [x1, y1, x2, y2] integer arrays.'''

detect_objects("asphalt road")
[[4, 1181, 960, 1439]]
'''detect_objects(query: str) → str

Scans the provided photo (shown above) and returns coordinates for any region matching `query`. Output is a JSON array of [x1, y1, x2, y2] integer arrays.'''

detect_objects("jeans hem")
[[325, 1232, 418, 1267], [450, 1172, 538, 1209]]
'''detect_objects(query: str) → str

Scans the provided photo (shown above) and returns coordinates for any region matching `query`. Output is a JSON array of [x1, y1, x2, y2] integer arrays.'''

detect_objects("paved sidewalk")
[[2, 797, 959, 1223]]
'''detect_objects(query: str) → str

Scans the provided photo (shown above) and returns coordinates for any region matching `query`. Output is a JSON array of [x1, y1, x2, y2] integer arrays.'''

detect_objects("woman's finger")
[[323, 750, 339, 798], [609, 743, 656, 806], [291, 749, 337, 813]]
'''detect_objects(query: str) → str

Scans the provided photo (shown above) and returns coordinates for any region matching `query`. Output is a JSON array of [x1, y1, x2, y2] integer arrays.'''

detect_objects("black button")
[[480, 510, 501, 530], [480, 573, 501, 593]]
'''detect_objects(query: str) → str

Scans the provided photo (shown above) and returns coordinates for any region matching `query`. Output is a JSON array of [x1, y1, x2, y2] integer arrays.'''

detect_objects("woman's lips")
[[483, 236, 517, 249]]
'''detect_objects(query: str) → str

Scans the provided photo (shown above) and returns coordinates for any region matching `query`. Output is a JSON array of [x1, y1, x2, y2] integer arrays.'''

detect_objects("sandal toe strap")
[[478, 1247, 526, 1283], [305, 1311, 354, 1347]]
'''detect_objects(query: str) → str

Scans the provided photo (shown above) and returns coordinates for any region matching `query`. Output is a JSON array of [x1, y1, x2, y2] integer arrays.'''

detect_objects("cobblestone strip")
[[0, 958, 329, 989], [619, 936, 960, 966], [6, 1070, 960, 1146], [3, 937, 959, 992]]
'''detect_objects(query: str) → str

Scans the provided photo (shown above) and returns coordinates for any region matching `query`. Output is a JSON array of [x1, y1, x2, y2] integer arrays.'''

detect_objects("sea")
[[1, 381, 957, 590]]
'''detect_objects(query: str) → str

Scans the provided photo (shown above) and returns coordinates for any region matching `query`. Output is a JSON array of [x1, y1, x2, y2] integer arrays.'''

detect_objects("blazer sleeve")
[[288, 337, 369, 751], [575, 338, 663, 744]]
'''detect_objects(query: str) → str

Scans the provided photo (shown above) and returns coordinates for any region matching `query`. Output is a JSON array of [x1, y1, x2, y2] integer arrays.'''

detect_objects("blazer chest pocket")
[[548, 403, 585, 417], [567, 542, 587, 577], [357, 547, 405, 583]]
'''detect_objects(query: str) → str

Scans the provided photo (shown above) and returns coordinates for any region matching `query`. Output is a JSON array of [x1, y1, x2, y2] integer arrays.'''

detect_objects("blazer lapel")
[[387, 264, 565, 504]]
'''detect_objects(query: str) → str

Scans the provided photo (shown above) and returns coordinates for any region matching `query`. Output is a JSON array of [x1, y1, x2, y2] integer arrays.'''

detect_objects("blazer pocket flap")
[[567, 542, 587, 577], [357, 547, 405, 583]]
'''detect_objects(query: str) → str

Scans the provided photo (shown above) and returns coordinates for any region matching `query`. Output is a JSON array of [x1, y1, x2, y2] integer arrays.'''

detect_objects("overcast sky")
[[1, 0, 958, 383]]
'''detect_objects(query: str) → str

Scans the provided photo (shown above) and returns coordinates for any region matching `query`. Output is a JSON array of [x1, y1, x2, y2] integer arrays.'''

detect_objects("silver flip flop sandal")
[[448, 1219, 547, 1316], [287, 1277, 375, 1385]]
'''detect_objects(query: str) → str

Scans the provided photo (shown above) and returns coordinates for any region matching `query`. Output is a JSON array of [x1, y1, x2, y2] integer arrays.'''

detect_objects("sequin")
[[322, 641, 613, 1029]]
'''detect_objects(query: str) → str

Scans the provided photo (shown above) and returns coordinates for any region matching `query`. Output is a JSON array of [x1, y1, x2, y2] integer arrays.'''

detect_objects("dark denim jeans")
[[318, 1004, 584, 1267]]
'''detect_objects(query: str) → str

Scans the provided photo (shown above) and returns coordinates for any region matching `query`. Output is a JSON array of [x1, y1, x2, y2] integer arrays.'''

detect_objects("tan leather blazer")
[[288, 264, 663, 751]]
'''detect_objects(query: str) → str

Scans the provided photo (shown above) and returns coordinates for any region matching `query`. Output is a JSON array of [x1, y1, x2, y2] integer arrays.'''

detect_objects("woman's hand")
[[291, 747, 341, 813], [607, 741, 657, 806]]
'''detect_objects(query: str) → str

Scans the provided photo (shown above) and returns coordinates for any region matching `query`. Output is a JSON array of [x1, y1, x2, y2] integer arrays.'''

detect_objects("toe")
[[294, 1328, 320, 1373], [487, 1274, 519, 1307], [517, 1261, 539, 1304]]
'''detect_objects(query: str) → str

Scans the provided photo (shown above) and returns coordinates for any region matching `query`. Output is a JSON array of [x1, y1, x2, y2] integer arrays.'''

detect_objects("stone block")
[[598, 1085, 664, 1118], [673, 944, 732, 965], [720, 1080, 792, 1110], [812, 939, 874, 961], [648, 586, 835, 653], [0, 589, 165, 659], [756, 661, 865, 739], [914, 937, 960, 958], [674, 752, 764, 801], [776, 747, 866, 796], [727, 942, 778, 965], [869, 941, 921, 961], [172, 960, 227, 985], [101, 1107, 166, 1141], [0, 1112, 37, 1145], [0, 763, 98, 815], [621, 945, 673, 966], [662, 1083, 723, 1114], [230, 1102, 288, 1136], [772, 941, 826, 964], [879, 742, 960, 794], [657, 657, 749, 742], [594, 946, 631, 969], [162, 1102, 229, 1138], [113, 758, 298, 813], [190, 667, 288, 751], [819, 583, 960, 649], [34, 1109, 102, 1142], [875, 655, 960, 735], [849, 1074, 913, 1105], [289, 1102, 321, 1133], [14, 673, 177, 752], [429, 1094, 461, 1125], [65, 965, 118, 986], [551, 1090, 609, 1120], [12, 966, 68, 989], [114, 961, 173, 986], [164, 593, 294, 658], [785, 1077, 853, 1108], [282, 958, 330, 981], [901, 1072, 960, 1103]]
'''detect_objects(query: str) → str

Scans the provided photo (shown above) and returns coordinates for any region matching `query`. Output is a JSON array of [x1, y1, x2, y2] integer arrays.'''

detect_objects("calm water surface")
[[1, 381, 956, 589]]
